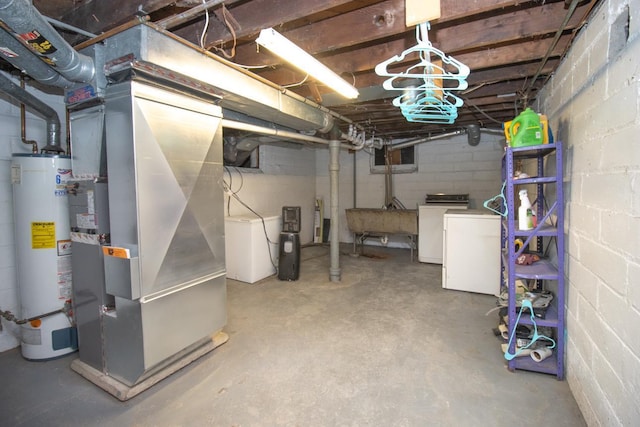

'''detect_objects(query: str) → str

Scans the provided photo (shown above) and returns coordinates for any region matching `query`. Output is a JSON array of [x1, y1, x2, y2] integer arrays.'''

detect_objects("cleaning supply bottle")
[[518, 189, 534, 230], [509, 108, 543, 147]]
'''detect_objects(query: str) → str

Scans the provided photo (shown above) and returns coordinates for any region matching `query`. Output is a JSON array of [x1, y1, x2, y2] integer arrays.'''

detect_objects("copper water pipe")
[[19, 75, 38, 154]]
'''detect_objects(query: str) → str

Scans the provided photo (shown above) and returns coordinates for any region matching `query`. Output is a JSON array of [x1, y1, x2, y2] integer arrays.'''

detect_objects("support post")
[[329, 139, 341, 282]]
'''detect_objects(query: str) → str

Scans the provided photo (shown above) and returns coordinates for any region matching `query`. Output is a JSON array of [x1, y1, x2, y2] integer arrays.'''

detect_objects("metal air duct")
[[0, 0, 95, 83], [0, 27, 74, 88], [0, 71, 63, 152]]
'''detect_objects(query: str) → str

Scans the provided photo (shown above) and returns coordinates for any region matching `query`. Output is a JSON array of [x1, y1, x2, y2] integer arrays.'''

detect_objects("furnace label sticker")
[[66, 85, 97, 104], [102, 246, 131, 259], [57, 255, 73, 300], [57, 239, 72, 256], [76, 213, 96, 229], [31, 222, 56, 249]]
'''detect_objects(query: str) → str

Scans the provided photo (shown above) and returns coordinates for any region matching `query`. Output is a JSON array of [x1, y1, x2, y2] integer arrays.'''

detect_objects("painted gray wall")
[[315, 133, 505, 244]]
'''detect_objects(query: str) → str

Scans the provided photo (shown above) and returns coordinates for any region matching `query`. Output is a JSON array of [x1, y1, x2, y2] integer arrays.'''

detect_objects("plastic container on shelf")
[[507, 108, 544, 147], [518, 189, 534, 230]]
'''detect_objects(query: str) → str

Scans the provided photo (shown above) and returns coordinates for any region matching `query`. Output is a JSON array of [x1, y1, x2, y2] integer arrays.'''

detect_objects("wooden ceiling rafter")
[[28, 0, 603, 138]]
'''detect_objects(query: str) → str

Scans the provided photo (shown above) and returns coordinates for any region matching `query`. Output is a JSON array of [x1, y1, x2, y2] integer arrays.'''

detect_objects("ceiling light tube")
[[256, 28, 359, 99]]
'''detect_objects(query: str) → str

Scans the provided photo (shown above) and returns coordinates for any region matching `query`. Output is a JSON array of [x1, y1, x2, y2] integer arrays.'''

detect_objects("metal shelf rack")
[[501, 141, 565, 379]]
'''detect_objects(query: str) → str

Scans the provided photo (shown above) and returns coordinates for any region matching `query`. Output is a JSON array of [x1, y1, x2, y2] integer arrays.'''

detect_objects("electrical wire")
[[199, 0, 210, 49], [462, 98, 504, 124], [283, 74, 310, 88], [208, 4, 238, 59]]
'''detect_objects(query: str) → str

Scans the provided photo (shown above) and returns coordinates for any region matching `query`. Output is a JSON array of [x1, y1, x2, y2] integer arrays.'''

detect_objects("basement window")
[[370, 145, 417, 174], [223, 131, 260, 168]]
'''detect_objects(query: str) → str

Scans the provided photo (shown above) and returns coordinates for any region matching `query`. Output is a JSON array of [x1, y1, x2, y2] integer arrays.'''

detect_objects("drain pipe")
[[0, 71, 63, 153], [0, 0, 95, 83]]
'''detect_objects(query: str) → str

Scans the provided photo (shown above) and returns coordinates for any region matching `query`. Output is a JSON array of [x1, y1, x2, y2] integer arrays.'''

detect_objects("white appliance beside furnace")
[[418, 194, 469, 264], [442, 209, 501, 295], [225, 215, 281, 283]]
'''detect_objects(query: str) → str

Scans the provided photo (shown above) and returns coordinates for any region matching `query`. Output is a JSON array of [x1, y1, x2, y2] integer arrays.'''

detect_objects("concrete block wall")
[[224, 143, 317, 244], [536, 0, 640, 424], [315, 133, 505, 243], [0, 78, 67, 353]]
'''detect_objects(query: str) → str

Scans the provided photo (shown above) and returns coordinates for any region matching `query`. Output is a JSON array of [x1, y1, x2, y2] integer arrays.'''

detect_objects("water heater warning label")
[[31, 222, 56, 249]]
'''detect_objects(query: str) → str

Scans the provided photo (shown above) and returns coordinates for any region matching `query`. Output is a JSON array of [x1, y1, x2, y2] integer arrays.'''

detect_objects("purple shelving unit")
[[502, 141, 565, 379]]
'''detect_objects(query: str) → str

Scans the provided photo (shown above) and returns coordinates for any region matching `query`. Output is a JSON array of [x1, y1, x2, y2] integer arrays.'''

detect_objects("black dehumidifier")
[[278, 206, 301, 281], [278, 232, 300, 280]]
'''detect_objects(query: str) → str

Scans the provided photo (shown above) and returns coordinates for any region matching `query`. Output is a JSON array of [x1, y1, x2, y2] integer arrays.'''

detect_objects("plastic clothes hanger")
[[483, 181, 508, 216], [397, 94, 459, 123], [375, 22, 470, 124], [504, 299, 556, 361], [375, 23, 470, 89]]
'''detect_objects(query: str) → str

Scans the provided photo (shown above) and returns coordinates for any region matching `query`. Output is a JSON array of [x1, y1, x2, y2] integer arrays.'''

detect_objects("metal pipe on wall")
[[0, 71, 63, 152]]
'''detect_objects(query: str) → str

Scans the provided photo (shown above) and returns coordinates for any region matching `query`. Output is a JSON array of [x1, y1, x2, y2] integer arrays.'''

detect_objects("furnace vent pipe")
[[0, 0, 95, 83], [0, 28, 75, 88], [0, 71, 63, 152]]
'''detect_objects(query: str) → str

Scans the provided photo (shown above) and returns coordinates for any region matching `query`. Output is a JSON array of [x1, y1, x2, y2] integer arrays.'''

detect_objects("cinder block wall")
[[224, 144, 317, 244], [536, 0, 640, 424], [0, 79, 67, 352], [315, 133, 505, 243]]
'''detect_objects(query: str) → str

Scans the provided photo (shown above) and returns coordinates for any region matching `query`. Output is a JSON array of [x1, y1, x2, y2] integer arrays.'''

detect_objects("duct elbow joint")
[[61, 55, 96, 83]]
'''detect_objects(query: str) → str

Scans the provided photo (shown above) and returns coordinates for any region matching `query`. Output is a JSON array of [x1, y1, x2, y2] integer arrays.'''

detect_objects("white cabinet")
[[442, 210, 500, 294], [224, 215, 280, 283]]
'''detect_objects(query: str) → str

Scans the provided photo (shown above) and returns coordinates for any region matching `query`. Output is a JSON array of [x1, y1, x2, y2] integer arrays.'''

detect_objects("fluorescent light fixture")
[[256, 28, 359, 99]]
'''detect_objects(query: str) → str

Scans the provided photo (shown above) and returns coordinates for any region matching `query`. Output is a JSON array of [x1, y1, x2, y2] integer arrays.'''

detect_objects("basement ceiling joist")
[[31, 0, 601, 139]]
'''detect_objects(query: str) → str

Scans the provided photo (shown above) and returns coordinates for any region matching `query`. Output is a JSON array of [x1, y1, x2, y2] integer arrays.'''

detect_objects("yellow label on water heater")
[[31, 222, 56, 249]]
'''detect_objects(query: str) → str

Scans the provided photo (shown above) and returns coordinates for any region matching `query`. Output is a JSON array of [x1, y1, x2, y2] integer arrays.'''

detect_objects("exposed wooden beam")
[[41, 0, 177, 35], [253, 34, 570, 90], [178, 0, 386, 47]]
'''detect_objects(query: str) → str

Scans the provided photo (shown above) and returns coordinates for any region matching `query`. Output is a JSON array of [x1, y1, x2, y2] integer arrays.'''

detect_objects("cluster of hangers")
[[375, 22, 470, 124]]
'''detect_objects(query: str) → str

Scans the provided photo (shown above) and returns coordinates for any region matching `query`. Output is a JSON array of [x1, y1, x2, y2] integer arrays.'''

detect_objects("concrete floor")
[[0, 245, 585, 426]]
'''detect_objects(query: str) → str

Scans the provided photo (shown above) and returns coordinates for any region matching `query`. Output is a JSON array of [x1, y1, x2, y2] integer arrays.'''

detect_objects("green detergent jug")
[[509, 108, 543, 147]]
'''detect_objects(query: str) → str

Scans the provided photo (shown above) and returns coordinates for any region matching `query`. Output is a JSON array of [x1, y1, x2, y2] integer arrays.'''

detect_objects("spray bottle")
[[518, 189, 534, 230]]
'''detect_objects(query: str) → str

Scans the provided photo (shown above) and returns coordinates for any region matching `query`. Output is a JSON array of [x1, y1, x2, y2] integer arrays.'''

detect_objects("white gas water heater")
[[11, 153, 76, 360]]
